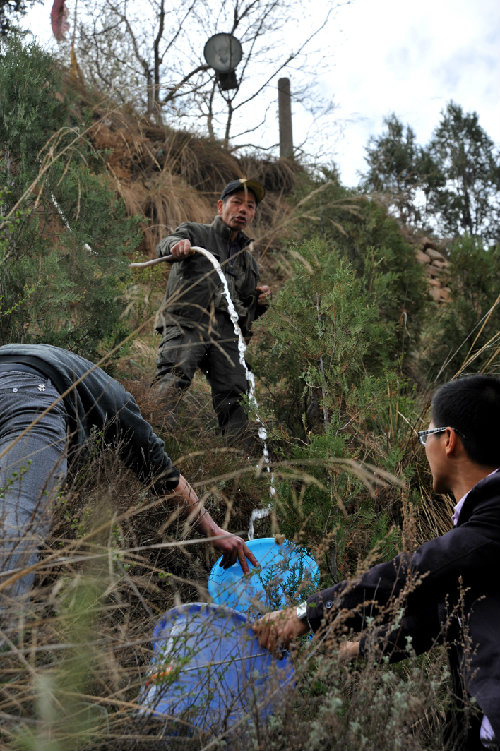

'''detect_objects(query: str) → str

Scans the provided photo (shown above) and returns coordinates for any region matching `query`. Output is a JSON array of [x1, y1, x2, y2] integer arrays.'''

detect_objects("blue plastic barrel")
[[208, 537, 320, 615], [139, 602, 294, 735]]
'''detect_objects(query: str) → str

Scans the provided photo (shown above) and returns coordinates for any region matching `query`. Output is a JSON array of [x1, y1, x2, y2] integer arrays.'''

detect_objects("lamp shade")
[[203, 33, 243, 73]]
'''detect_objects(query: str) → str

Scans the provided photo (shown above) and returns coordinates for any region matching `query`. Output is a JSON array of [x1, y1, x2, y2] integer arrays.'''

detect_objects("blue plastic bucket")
[[139, 602, 294, 735], [208, 537, 320, 615]]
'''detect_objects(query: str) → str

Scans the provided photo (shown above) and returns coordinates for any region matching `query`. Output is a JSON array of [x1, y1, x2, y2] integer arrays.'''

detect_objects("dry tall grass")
[[86, 107, 303, 259], [0, 445, 451, 751], [0, 349, 455, 750], [1, 316, 490, 750]]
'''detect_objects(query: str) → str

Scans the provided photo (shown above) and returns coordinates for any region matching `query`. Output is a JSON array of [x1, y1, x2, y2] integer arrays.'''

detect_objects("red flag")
[[51, 0, 70, 41]]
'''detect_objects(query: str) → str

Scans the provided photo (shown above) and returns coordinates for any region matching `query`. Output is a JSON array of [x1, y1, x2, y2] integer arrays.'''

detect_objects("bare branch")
[[161, 64, 210, 106], [233, 7, 334, 112], [68, 0, 340, 148]]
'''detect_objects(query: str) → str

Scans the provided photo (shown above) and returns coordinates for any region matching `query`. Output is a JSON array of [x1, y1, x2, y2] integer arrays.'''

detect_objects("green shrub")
[[254, 238, 394, 432], [252, 238, 420, 575], [419, 235, 500, 382], [293, 173, 427, 355], [0, 36, 69, 176], [0, 37, 141, 360]]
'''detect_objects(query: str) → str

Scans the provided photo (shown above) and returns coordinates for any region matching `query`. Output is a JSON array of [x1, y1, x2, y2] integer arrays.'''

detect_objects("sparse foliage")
[[60, 0, 336, 148]]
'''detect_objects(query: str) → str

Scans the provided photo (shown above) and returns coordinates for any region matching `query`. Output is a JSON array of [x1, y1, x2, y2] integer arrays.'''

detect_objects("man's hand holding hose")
[[170, 239, 195, 259], [129, 239, 195, 267]]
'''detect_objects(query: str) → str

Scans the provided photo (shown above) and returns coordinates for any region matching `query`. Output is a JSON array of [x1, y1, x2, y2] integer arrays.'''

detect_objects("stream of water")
[[189, 247, 274, 539]]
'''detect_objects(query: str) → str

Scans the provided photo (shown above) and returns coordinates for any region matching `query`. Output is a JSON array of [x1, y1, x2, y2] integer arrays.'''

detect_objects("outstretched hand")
[[173, 476, 258, 574], [212, 528, 258, 574], [253, 611, 360, 661], [252, 608, 308, 653]]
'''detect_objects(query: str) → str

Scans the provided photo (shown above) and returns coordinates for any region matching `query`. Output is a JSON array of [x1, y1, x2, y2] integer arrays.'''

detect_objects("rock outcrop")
[[416, 237, 451, 303]]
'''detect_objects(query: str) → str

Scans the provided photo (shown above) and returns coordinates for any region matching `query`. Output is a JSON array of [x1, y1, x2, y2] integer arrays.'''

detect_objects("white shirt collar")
[[452, 468, 500, 526]]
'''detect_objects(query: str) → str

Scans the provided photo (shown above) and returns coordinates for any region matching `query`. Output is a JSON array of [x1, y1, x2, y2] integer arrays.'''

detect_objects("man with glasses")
[[254, 375, 500, 750]]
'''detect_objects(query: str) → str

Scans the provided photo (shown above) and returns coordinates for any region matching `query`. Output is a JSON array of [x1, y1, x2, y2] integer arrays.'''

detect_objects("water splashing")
[[189, 247, 274, 539]]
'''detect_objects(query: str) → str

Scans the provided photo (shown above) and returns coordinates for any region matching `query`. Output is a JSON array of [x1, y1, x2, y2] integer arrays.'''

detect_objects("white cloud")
[[313, 0, 500, 184]]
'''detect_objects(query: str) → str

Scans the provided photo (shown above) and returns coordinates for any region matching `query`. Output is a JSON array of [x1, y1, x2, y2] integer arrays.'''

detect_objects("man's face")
[[217, 190, 256, 234], [424, 421, 451, 493]]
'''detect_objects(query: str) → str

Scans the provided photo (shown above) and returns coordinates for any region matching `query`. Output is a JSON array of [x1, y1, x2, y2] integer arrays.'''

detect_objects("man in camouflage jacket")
[[154, 178, 270, 437]]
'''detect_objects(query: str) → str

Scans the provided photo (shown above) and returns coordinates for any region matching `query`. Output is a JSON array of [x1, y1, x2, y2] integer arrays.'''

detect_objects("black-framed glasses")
[[417, 427, 466, 446]]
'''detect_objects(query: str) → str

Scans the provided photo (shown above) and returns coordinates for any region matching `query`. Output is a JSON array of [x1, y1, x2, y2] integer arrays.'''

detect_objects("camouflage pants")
[[155, 314, 248, 435]]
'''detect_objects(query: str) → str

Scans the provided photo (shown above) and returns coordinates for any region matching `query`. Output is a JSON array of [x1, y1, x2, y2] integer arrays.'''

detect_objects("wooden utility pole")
[[278, 77, 293, 159]]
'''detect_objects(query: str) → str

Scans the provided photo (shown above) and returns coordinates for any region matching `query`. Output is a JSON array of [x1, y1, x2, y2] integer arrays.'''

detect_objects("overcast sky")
[[319, 0, 500, 185], [25, 0, 500, 187]]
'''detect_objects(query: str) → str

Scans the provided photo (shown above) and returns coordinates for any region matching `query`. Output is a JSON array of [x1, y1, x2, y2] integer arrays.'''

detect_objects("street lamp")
[[203, 33, 243, 92]]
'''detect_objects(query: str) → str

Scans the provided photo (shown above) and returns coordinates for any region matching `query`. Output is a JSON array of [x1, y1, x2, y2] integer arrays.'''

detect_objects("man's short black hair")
[[432, 375, 500, 466]]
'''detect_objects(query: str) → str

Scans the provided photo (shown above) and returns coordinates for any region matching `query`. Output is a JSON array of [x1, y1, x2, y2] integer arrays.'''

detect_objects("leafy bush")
[[0, 37, 141, 359], [254, 238, 394, 429], [292, 173, 427, 355], [0, 36, 69, 172], [259, 647, 450, 751], [251, 237, 421, 575]]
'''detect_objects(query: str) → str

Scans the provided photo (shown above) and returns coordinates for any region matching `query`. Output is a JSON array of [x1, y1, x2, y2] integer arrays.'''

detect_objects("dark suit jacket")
[[305, 470, 500, 746]]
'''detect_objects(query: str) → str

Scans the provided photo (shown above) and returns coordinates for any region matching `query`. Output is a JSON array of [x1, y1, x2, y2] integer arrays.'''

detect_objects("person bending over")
[[0, 343, 257, 602]]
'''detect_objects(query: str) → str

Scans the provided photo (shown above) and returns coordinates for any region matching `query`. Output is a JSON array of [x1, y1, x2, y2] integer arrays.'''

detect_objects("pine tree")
[[426, 102, 500, 243]]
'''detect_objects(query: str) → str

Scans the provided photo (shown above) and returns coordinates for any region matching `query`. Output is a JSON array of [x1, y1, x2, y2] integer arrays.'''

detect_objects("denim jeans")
[[0, 371, 67, 600]]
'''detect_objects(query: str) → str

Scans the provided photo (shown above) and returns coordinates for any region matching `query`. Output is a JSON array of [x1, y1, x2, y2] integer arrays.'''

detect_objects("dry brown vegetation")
[[0, 350, 453, 749], [86, 105, 301, 258]]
